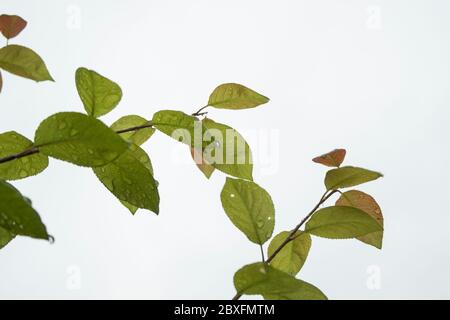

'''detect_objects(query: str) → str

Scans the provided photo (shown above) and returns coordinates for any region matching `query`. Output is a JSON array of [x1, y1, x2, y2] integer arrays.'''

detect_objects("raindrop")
[[48, 235, 55, 244], [19, 170, 28, 178], [70, 129, 78, 137], [230, 193, 235, 198], [58, 122, 67, 130]]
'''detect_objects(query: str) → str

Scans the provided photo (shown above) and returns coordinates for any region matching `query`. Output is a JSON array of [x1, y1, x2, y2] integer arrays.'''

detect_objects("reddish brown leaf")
[[336, 190, 383, 249], [312, 149, 346, 167], [190, 147, 215, 179], [0, 70, 2, 93], [0, 15, 27, 39]]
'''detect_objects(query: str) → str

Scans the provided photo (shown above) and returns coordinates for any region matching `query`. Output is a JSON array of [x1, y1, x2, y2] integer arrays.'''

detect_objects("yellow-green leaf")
[[0, 131, 48, 180], [325, 166, 383, 190], [0, 226, 14, 249], [93, 144, 159, 214], [336, 190, 384, 249], [75, 67, 122, 118], [0, 181, 49, 240], [34, 112, 128, 167], [305, 206, 383, 239], [220, 178, 274, 245], [0, 45, 53, 82], [152, 110, 199, 146], [267, 231, 311, 276], [234, 262, 327, 300], [208, 83, 269, 110], [111, 115, 155, 146]]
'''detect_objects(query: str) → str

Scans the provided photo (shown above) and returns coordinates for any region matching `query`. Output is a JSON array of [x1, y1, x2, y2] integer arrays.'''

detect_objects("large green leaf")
[[202, 118, 253, 181], [0, 45, 53, 82], [267, 231, 311, 276], [75, 67, 122, 118], [0, 181, 49, 240], [93, 143, 159, 214], [208, 83, 269, 110], [220, 178, 274, 245], [336, 190, 384, 249], [0, 131, 49, 180], [325, 166, 383, 190], [305, 206, 382, 239], [34, 112, 128, 167], [0, 226, 14, 249], [152, 110, 199, 146], [111, 115, 155, 146], [234, 262, 327, 300]]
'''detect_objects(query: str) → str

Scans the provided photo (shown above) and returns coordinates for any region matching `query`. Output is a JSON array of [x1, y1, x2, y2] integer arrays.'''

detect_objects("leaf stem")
[[192, 105, 209, 116], [0, 122, 156, 165], [260, 244, 266, 263], [232, 189, 339, 300]]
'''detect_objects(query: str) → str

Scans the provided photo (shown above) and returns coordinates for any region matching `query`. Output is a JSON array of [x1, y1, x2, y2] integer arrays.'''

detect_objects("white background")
[[0, 0, 449, 299]]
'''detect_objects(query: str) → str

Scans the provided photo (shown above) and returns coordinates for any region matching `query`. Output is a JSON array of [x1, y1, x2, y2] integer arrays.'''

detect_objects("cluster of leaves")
[[0, 14, 385, 300]]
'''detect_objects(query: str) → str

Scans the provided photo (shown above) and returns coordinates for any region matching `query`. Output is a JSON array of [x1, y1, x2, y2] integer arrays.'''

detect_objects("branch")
[[192, 105, 209, 116], [0, 123, 156, 165], [232, 189, 339, 300]]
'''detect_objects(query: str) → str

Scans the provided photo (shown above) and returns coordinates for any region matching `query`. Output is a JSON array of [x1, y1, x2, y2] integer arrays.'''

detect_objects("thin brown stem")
[[192, 105, 209, 116], [232, 189, 339, 300], [0, 122, 156, 165]]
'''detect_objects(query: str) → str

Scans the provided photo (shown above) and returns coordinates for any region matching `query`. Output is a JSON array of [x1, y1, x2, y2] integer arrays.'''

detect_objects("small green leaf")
[[152, 110, 198, 146], [267, 231, 311, 276], [208, 83, 269, 110], [234, 262, 327, 300], [336, 190, 384, 249], [305, 206, 383, 239], [190, 147, 215, 179], [313, 149, 346, 167], [0, 45, 53, 82], [34, 112, 128, 167], [0, 181, 49, 240], [111, 115, 155, 146], [93, 144, 159, 214], [0, 15, 27, 39], [0, 226, 15, 249], [0, 131, 49, 180], [75, 67, 122, 118], [220, 178, 274, 245], [325, 166, 383, 190], [202, 118, 253, 181]]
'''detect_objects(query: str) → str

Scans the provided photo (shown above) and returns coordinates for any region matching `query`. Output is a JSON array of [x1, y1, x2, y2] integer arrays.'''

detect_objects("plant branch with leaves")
[[0, 14, 385, 300]]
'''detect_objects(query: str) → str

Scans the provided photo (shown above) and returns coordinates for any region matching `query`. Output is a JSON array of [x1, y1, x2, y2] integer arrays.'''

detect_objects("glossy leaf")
[[0, 226, 14, 249], [0, 45, 53, 82], [336, 190, 384, 249], [202, 118, 253, 181], [190, 147, 215, 179], [313, 149, 346, 167], [0, 181, 49, 240], [220, 178, 274, 245], [35, 112, 128, 167], [305, 206, 382, 239], [234, 262, 327, 300], [267, 231, 311, 276], [93, 144, 159, 214], [0, 131, 49, 180], [75, 67, 122, 118], [325, 166, 383, 190], [0, 15, 27, 39], [208, 83, 269, 110], [111, 115, 154, 146], [152, 110, 198, 146]]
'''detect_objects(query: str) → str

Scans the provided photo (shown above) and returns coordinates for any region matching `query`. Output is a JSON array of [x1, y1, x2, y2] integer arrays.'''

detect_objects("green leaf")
[[0, 226, 15, 249], [34, 112, 128, 167], [336, 190, 384, 249], [325, 166, 383, 190], [111, 115, 155, 146], [220, 178, 274, 245], [208, 83, 269, 110], [305, 206, 383, 239], [93, 143, 159, 214], [75, 67, 122, 118], [234, 262, 327, 300], [0, 15, 27, 39], [152, 110, 198, 146], [0, 131, 49, 180], [267, 231, 311, 276], [0, 181, 49, 240], [202, 118, 253, 181], [0, 45, 53, 82]]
